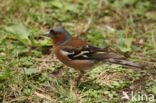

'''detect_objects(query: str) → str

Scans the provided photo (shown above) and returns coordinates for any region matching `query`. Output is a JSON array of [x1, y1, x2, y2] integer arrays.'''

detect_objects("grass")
[[0, 0, 156, 103]]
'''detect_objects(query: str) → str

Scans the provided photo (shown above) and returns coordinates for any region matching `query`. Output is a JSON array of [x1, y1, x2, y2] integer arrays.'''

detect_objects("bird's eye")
[[50, 30, 55, 34]]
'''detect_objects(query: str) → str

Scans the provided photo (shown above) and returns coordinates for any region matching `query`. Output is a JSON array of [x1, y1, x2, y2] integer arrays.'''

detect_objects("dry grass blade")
[[34, 91, 54, 101]]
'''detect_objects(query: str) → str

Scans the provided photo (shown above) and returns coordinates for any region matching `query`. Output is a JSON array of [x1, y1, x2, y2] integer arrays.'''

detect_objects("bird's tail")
[[103, 58, 145, 69]]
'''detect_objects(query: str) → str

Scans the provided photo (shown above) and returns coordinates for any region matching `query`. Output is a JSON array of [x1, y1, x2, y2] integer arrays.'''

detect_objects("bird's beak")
[[44, 31, 51, 37]]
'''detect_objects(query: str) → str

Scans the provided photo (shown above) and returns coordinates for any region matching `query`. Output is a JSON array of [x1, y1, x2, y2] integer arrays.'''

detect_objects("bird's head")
[[44, 28, 72, 44]]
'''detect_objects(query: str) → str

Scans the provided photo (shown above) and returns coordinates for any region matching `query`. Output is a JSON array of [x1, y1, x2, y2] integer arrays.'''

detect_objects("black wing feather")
[[61, 45, 93, 60], [61, 45, 124, 60]]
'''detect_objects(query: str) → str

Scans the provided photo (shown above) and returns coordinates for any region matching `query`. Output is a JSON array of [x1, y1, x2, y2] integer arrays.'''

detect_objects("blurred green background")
[[0, 0, 156, 102]]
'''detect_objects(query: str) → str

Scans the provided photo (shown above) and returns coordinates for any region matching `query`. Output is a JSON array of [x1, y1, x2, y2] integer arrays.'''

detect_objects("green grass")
[[0, 0, 156, 102]]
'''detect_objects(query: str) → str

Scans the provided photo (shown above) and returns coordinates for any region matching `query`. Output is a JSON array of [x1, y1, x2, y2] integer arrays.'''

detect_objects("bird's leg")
[[71, 71, 84, 86]]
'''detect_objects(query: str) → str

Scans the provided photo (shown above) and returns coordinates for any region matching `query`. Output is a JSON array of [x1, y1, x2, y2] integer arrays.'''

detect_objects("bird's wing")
[[60, 45, 91, 60], [60, 45, 125, 60], [60, 45, 144, 68]]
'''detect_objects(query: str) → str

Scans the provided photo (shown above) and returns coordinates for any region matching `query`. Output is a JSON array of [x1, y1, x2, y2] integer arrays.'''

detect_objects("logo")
[[122, 91, 155, 102]]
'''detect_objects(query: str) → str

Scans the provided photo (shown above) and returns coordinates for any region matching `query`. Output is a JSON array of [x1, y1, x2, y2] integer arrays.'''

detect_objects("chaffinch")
[[44, 28, 144, 72]]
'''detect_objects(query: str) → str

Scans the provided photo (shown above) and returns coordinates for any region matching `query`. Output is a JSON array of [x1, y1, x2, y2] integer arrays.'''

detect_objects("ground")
[[0, 0, 156, 103]]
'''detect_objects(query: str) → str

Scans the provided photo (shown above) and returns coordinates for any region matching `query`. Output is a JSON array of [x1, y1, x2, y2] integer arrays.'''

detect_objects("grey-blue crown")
[[52, 28, 72, 44], [52, 28, 71, 39]]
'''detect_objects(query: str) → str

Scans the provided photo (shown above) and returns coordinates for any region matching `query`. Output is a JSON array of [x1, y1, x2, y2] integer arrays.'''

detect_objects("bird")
[[44, 27, 144, 72], [44, 27, 145, 85]]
